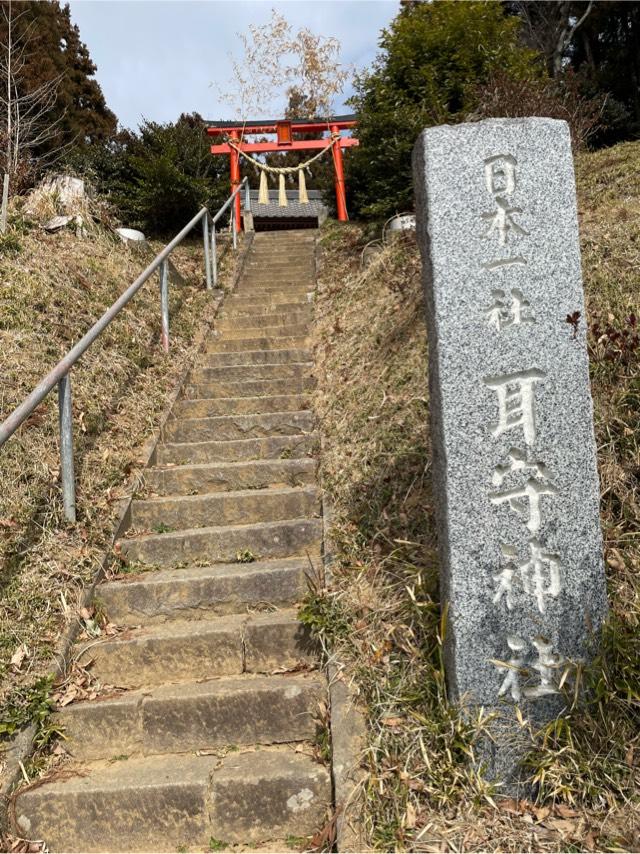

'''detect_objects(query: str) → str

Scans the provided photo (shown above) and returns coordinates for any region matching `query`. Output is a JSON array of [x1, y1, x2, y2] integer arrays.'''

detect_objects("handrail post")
[[211, 222, 218, 287], [202, 212, 212, 291], [160, 259, 169, 352], [231, 205, 237, 250], [58, 373, 76, 523]]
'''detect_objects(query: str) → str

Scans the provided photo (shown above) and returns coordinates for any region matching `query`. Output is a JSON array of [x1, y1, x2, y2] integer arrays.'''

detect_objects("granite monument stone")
[[412, 118, 608, 785]]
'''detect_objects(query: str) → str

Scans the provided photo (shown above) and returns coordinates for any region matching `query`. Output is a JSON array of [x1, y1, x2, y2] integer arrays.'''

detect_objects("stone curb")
[[314, 226, 369, 851], [0, 232, 254, 836], [321, 462, 369, 851]]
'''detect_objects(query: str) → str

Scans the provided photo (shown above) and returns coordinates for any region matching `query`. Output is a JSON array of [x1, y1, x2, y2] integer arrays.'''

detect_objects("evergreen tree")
[[510, 1, 640, 143], [0, 0, 116, 163], [347, 1, 540, 219], [74, 114, 229, 235]]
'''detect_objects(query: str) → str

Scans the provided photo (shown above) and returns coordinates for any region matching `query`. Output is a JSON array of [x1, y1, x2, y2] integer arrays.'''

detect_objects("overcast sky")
[[66, 0, 398, 131]]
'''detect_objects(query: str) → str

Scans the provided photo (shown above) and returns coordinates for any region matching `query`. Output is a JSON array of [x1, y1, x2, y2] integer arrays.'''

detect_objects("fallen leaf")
[[546, 818, 578, 836], [534, 805, 551, 822], [381, 716, 404, 727], [555, 804, 579, 818], [584, 829, 598, 851], [10, 644, 28, 671], [404, 802, 417, 829]]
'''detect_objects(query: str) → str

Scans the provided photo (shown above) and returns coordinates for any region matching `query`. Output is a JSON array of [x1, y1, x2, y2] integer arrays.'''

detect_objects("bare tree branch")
[[0, 0, 63, 182]]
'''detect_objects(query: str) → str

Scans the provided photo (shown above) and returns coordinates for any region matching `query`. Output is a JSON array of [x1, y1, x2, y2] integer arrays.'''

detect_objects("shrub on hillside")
[[67, 114, 228, 236], [346, 0, 541, 219], [472, 70, 607, 151]]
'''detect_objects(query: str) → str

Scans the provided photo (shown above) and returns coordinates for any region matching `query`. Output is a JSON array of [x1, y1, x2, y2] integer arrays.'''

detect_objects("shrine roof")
[[206, 114, 356, 129], [207, 114, 357, 135]]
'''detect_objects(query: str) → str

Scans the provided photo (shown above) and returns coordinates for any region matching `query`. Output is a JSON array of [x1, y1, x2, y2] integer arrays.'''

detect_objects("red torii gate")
[[207, 116, 358, 230]]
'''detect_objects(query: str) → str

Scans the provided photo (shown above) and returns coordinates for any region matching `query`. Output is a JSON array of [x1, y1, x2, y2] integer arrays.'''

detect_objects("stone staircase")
[[15, 230, 332, 852]]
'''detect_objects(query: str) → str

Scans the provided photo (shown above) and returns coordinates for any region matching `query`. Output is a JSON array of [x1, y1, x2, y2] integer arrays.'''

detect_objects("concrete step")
[[56, 673, 324, 761], [130, 484, 320, 531], [249, 250, 314, 259], [206, 335, 311, 353], [218, 310, 313, 326], [117, 517, 323, 566], [163, 410, 314, 444], [173, 393, 311, 419], [143, 457, 316, 496], [251, 248, 315, 254], [196, 349, 312, 369], [237, 281, 315, 292], [100, 557, 315, 624], [227, 295, 313, 309], [214, 322, 311, 340], [183, 376, 315, 400], [15, 749, 330, 852], [155, 433, 316, 466], [245, 260, 314, 270], [77, 610, 317, 689]]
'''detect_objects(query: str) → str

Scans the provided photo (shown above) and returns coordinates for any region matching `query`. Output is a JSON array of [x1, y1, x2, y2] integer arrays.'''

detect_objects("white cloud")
[[67, 0, 397, 130]]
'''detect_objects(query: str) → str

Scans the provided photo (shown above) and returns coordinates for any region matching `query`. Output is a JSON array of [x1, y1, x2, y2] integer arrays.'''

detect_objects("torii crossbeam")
[[207, 115, 359, 230]]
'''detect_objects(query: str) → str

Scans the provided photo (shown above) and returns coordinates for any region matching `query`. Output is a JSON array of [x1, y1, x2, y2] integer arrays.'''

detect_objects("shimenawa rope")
[[226, 132, 340, 207]]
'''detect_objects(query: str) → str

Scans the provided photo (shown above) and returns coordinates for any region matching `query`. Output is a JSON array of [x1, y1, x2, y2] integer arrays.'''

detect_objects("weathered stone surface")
[[77, 616, 245, 688], [15, 750, 331, 852], [57, 673, 324, 760], [206, 335, 312, 353], [100, 559, 312, 624], [142, 457, 315, 496], [192, 361, 313, 383], [218, 309, 313, 326], [54, 693, 141, 761], [329, 666, 369, 853], [228, 299, 313, 313], [155, 433, 316, 466], [210, 751, 331, 844], [244, 610, 318, 672], [140, 673, 323, 754], [15, 754, 217, 852], [163, 410, 314, 444], [413, 118, 607, 782], [224, 299, 313, 316], [117, 517, 323, 566], [173, 392, 311, 418], [183, 377, 314, 400], [214, 322, 312, 340], [130, 484, 320, 530], [198, 347, 312, 367]]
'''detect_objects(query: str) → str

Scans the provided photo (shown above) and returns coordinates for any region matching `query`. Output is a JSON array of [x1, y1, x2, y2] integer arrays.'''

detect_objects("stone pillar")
[[412, 118, 607, 787]]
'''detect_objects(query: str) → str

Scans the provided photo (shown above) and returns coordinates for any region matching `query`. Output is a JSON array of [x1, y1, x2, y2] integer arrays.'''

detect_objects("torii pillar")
[[208, 118, 359, 230], [229, 128, 242, 228]]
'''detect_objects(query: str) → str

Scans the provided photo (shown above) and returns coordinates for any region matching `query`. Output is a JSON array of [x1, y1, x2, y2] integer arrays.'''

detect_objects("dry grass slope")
[[0, 198, 238, 748], [309, 140, 640, 851]]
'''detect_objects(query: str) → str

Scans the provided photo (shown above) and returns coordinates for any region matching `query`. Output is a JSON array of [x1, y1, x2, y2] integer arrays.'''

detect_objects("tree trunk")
[[0, 172, 9, 233]]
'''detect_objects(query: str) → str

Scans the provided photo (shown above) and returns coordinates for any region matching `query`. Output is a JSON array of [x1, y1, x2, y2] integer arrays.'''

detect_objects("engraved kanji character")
[[484, 370, 545, 447], [518, 538, 562, 614], [492, 544, 518, 610], [484, 154, 517, 196], [489, 449, 557, 533], [496, 635, 526, 701], [482, 197, 529, 245], [485, 288, 535, 331], [523, 636, 563, 698]]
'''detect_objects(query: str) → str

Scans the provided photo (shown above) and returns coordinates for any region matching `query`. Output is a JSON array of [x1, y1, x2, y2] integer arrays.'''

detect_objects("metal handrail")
[[0, 176, 250, 522]]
